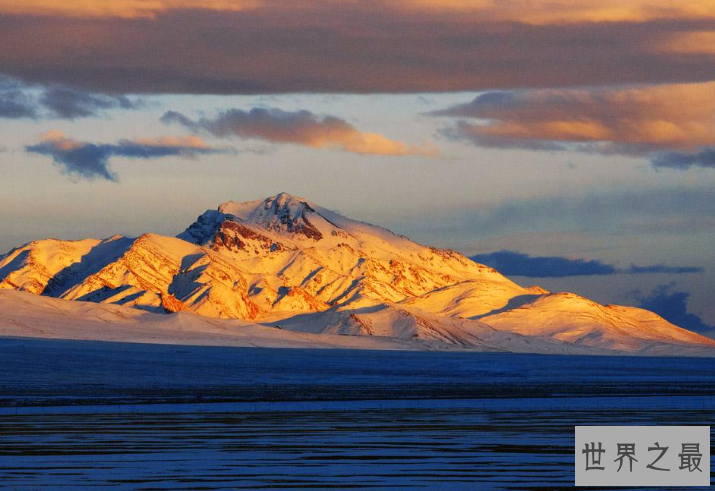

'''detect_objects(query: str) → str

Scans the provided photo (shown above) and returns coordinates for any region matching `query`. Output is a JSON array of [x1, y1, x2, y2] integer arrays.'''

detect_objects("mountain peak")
[[218, 192, 314, 218], [180, 193, 326, 246], [187, 193, 440, 251], [246, 193, 322, 240], [267, 191, 309, 207]]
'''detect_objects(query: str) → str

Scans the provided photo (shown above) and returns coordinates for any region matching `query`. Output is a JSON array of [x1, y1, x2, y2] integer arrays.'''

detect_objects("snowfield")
[[1, 338, 715, 490]]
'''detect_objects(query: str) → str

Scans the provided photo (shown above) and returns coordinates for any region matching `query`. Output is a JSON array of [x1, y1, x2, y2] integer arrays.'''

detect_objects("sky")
[[1, 0, 715, 331]]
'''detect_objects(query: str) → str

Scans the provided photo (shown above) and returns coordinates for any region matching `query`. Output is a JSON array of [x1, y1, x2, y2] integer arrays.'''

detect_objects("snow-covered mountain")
[[1, 192, 713, 356]]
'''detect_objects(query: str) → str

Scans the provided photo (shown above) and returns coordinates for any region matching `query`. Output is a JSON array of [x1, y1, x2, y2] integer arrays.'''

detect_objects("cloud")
[[434, 82, 715, 153], [0, 88, 37, 119], [630, 283, 714, 335], [2, 0, 713, 23], [446, 187, 715, 241], [162, 108, 435, 156], [40, 87, 141, 119], [625, 264, 704, 274], [433, 83, 715, 169], [26, 131, 227, 181], [622, 216, 715, 234], [472, 251, 616, 277], [0, 0, 260, 18], [651, 148, 715, 170], [1, 7, 714, 95], [395, 1, 715, 24], [660, 31, 715, 55], [471, 250, 703, 278], [0, 76, 37, 118], [0, 77, 141, 120]]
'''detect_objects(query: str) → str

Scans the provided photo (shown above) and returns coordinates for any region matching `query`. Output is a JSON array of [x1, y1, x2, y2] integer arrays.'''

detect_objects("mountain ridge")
[[1, 192, 713, 356]]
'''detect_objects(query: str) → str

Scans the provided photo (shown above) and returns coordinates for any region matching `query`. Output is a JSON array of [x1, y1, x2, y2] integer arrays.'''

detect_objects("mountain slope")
[[0, 192, 713, 356], [480, 292, 715, 354], [0, 237, 103, 294], [269, 303, 612, 355], [176, 192, 529, 315], [0, 290, 417, 350]]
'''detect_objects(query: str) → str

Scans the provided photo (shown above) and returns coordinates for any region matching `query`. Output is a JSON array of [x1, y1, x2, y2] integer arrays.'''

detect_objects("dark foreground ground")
[[0, 337, 713, 490]]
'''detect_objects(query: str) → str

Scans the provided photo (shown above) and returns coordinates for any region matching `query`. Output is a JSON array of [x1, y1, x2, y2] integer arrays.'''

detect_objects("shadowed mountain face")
[[1, 192, 714, 356]]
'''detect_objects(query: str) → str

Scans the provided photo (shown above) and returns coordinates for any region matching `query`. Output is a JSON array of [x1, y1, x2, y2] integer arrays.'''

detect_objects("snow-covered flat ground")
[[1, 338, 713, 489]]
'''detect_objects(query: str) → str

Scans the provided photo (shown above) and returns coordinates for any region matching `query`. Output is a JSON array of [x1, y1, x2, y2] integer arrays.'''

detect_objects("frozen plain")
[[1, 337, 714, 490]]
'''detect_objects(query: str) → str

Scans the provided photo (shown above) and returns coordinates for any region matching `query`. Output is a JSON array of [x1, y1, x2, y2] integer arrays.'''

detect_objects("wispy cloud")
[[40, 87, 141, 120], [0, 89, 37, 119], [0, 77, 141, 120], [26, 131, 227, 181], [625, 264, 704, 274], [433, 82, 715, 170], [629, 283, 714, 336], [441, 187, 715, 240], [162, 108, 436, 156], [0, 76, 37, 118], [471, 250, 703, 278]]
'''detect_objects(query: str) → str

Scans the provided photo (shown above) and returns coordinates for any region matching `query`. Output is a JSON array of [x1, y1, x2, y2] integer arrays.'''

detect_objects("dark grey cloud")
[[472, 251, 616, 277], [26, 132, 227, 182], [431, 91, 521, 118], [161, 111, 198, 130], [1, 11, 714, 94], [0, 84, 37, 119], [0, 91, 36, 119], [652, 148, 715, 170], [0, 77, 141, 120], [471, 250, 703, 278], [630, 283, 715, 336], [28, 140, 118, 181], [40, 87, 141, 120]]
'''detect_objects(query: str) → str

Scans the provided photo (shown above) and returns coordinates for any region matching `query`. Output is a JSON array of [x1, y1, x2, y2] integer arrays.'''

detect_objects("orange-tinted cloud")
[[162, 108, 437, 156], [0, 0, 259, 18], [3, 0, 714, 24], [660, 31, 715, 55], [0, 4, 714, 94], [434, 82, 715, 153], [396, 0, 715, 24], [133, 135, 213, 149]]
